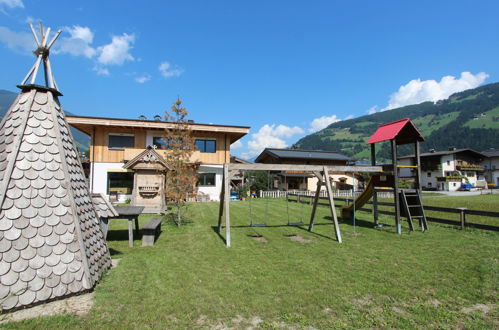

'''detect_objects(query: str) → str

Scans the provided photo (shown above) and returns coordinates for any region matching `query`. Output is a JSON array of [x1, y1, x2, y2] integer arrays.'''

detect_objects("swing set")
[[217, 163, 383, 247]]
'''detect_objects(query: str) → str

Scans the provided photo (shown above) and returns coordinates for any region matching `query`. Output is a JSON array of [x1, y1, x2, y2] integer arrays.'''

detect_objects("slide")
[[341, 177, 375, 219]]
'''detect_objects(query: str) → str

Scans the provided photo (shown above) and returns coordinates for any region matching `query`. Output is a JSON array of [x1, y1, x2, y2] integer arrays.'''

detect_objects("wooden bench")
[[141, 217, 163, 246]]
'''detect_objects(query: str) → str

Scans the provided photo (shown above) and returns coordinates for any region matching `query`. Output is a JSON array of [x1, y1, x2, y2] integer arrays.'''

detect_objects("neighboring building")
[[67, 115, 249, 211], [481, 149, 499, 187], [254, 148, 357, 190], [398, 148, 486, 191]]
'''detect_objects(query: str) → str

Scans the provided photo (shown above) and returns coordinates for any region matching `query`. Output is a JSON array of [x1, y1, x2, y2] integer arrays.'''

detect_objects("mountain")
[[293, 82, 499, 160], [0, 89, 90, 152]]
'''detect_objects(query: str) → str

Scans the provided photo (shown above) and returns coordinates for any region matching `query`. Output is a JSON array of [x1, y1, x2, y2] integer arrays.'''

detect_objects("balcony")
[[456, 165, 484, 172], [436, 176, 463, 182]]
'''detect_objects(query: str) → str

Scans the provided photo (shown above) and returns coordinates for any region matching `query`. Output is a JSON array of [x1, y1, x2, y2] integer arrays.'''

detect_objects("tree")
[[163, 98, 198, 226]]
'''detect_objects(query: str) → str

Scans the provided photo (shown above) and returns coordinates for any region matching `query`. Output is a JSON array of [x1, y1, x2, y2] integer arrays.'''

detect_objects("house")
[[481, 149, 499, 187], [398, 148, 486, 191], [67, 115, 249, 212], [254, 148, 357, 191]]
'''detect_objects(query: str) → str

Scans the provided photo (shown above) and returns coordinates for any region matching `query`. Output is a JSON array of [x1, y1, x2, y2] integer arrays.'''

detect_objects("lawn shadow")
[[108, 248, 123, 256], [210, 226, 227, 245], [106, 230, 133, 242]]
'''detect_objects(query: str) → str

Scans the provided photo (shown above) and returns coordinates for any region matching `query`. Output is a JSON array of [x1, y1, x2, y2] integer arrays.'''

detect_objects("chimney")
[[448, 147, 456, 151], [429, 149, 435, 153]]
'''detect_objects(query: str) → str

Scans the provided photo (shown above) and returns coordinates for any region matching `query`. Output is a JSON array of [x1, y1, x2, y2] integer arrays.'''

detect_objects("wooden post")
[[217, 170, 225, 233], [323, 166, 342, 243], [415, 141, 421, 190], [223, 164, 231, 247], [458, 208, 467, 229], [391, 139, 401, 234], [371, 143, 379, 225], [128, 217, 134, 247], [308, 179, 322, 232]]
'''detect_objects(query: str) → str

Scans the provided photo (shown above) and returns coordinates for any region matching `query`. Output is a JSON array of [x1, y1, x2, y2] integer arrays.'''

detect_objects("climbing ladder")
[[399, 190, 428, 232]]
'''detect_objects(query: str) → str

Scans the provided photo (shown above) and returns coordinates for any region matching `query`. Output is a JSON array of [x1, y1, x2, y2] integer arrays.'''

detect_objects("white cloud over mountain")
[[308, 114, 342, 132], [383, 71, 489, 110], [241, 124, 304, 159]]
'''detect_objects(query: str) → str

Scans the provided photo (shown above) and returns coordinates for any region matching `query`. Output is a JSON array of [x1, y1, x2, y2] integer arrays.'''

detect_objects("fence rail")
[[286, 194, 499, 231], [259, 190, 393, 199]]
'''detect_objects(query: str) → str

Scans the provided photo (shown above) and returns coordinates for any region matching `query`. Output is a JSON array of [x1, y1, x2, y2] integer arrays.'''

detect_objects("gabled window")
[[108, 133, 134, 150], [195, 139, 216, 153]]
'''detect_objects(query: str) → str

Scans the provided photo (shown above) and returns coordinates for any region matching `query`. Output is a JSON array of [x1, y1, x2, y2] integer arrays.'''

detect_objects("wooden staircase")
[[399, 190, 428, 231]]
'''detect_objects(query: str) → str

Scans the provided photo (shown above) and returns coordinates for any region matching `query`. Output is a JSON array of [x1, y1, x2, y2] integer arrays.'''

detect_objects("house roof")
[[481, 149, 499, 158], [66, 115, 250, 143], [398, 148, 486, 160], [366, 118, 425, 145], [255, 148, 352, 163]]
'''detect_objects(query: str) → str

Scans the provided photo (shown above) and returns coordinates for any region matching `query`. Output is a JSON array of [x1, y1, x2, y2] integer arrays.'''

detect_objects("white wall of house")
[[398, 159, 413, 178], [441, 155, 455, 175], [306, 174, 357, 191], [197, 164, 223, 201], [90, 162, 132, 202], [421, 171, 439, 189], [481, 156, 499, 187]]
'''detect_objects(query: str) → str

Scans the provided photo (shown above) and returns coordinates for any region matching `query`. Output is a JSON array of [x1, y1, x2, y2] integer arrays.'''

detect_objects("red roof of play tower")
[[366, 118, 424, 145]]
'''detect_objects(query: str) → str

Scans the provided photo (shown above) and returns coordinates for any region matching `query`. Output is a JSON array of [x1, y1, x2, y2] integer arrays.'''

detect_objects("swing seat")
[[250, 223, 268, 227], [288, 221, 304, 226]]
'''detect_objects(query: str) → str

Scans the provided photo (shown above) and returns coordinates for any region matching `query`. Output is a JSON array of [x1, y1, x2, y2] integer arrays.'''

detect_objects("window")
[[108, 134, 134, 150], [198, 173, 216, 186], [195, 139, 216, 153], [153, 137, 169, 149], [446, 160, 450, 166], [453, 182, 457, 187], [427, 172, 431, 177], [107, 172, 134, 194], [428, 182, 432, 187]]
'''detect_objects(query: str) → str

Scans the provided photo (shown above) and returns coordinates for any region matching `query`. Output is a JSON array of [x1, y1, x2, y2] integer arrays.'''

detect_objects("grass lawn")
[[3, 198, 499, 329]]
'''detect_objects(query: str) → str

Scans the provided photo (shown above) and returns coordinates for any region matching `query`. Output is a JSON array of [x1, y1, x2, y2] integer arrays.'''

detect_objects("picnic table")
[[104, 206, 145, 247]]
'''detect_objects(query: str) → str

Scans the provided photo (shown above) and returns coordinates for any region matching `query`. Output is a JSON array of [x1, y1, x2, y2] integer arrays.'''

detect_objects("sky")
[[1, 0, 498, 159]]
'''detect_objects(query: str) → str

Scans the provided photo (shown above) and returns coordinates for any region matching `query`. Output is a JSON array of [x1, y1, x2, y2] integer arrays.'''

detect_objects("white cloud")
[[367, 105, 378, 114], [231, 140, 243, 149], [241, 124, 304, 159], [97, 33, 135, 66], [383, 72, 489, 110], [92, 66, 109, 76], [0, 0, 24, 9], [0, 26, 33, 53], [159, 61, 183, 78], [55, 25, 96, 58], [345, 115, 354, 120], [308, 114, 342, 133], [135, 74, 151, 83]]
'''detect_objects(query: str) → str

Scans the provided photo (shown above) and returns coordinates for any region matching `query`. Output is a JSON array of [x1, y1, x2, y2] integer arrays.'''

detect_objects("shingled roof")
[[0, 24, 111, 311]]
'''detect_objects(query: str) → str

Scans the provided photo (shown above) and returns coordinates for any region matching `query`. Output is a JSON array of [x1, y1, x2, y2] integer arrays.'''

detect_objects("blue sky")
[[1, 1, 498, 159]]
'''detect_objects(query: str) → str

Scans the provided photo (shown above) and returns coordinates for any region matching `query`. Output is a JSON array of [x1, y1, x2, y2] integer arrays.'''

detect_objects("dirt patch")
[[250, 235, 268, 243], [111, 258, 121, 268], [352, 294, 373, 307], [286, 235, 312, 243], [461, 303, 491, 314], [0, 292, 95, 324], [391, 306, 410, 316], [427, 299, 441, 307]]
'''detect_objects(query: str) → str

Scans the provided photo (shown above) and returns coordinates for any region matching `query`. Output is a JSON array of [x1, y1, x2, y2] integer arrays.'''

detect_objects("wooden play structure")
[[217, 118, 428, 247], [341, 118, 429, 233]]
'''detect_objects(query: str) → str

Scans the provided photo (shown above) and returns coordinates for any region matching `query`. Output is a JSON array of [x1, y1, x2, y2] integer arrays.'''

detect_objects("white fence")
[[259, 190, 393, 199]]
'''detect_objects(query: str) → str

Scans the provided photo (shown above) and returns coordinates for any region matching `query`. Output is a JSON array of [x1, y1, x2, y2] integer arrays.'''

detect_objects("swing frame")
[[217, 163, 383, 247]]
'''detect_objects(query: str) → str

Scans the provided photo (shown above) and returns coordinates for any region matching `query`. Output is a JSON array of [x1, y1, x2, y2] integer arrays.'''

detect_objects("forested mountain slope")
[[293, 82, 499, 160]]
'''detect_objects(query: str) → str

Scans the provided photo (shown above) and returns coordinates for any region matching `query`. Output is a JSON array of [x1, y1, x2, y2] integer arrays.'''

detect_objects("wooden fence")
[[287, 194, 499, 232], [260, 190, 393, 199]]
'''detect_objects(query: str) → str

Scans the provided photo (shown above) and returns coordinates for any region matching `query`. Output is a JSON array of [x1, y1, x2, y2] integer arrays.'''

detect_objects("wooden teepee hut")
[[0, 23, 111, 311]]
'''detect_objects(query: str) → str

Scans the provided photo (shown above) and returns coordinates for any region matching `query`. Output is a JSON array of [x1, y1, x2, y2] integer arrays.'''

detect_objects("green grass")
[[412, 112, 460, 137], [464, 106, 499, 129], [4, 198, 498, 329]]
